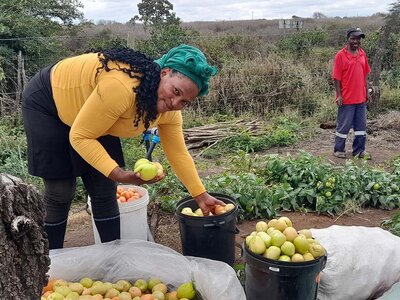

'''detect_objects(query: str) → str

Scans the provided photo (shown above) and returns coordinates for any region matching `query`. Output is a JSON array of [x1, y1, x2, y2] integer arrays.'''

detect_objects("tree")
[[0, 0, 85, 42], [130, 0, 195, 58], [0, 0, 86, 77], [369, 0, 400, 108], [130, 0, 180, 29], [0, 0, 86, 69], [136, 24, 191, 58], [0, 0, 87, 115], [312, 12, 327, 19], [0, 174, 50, 299]]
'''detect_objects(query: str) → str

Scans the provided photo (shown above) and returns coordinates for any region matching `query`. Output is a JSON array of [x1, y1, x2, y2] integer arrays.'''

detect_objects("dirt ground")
[[64, 112, 400, 263]]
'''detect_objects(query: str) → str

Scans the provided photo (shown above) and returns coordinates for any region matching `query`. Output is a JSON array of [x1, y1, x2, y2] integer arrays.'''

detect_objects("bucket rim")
[[117, 184, 149, 195], [119, 196, 149, 212], [88, 184, 149, 212], [118, 186, 149, 213], [175, 193, 238, 219]]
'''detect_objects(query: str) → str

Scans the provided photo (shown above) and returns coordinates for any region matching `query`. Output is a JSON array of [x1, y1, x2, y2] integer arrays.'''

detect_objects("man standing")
[[332, 27, 371, 159]]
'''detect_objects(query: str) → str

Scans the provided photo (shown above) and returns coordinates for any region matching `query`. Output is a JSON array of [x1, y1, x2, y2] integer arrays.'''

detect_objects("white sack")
[[48, 239, 246, 300], [312, 225, 400, 300]]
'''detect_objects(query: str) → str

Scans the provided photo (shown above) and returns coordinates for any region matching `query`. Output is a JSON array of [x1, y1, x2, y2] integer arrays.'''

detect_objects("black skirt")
[[21, 65, 125, 179]]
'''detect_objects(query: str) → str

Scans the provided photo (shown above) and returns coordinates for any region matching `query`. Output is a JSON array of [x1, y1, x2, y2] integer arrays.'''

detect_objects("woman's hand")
[[109, 166, 165, 185], [194, 192, 226, 215]]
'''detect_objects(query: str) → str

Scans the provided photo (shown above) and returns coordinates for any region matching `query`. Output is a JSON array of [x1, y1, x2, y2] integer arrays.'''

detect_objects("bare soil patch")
[[268, 113, 400, 167]]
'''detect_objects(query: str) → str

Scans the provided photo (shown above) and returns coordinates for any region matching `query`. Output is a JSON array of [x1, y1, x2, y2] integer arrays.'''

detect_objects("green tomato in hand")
[[134, 163, 158, 181]]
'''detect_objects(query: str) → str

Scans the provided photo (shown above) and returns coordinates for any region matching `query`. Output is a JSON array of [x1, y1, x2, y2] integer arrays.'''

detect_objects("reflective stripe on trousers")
[[334, 103, 367, 155]]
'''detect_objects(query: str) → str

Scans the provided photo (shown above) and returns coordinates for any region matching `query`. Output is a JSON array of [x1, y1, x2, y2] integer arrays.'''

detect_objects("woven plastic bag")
[[312, 226, 400, 300], [48, 239, 246, 300]]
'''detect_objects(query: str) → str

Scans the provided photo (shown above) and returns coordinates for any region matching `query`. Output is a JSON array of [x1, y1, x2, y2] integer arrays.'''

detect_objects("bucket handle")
[[203, 221, 240, 234], [203, 220, 226, 227]]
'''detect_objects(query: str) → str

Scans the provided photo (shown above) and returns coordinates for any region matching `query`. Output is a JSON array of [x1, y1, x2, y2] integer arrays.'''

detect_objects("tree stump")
[[0, 173, 50, 299]]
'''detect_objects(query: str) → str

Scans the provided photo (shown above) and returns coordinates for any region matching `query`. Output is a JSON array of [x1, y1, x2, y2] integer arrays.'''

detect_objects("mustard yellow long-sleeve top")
[[51, 53, 205, 197]]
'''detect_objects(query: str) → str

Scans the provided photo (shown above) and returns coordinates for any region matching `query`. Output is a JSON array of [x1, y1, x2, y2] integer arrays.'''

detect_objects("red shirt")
[[332, 47, 371, 105]]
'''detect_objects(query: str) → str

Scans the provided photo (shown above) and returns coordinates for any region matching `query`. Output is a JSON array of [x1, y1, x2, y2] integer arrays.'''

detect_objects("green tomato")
[[247, 206, 254, 213], [325, 191, 332, 197], [329, 177, 336, 183], [316, 197, 325, 206], [373, 183, 380, 190], [325, 182, 332, 188]]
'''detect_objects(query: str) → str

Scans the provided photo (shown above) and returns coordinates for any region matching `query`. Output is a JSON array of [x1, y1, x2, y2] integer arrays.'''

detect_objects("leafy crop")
[[202, 153, 400, 219], [381, 212, 400, 237], [148, 151, 400, 221]]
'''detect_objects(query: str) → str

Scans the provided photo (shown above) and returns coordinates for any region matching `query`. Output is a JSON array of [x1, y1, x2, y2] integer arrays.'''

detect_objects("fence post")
[[17, 51, 22, 105], [16, 51, 27, 115]]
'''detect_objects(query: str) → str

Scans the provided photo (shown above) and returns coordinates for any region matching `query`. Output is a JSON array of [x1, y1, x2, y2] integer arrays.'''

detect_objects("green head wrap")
[[155, 44, 217, 96]]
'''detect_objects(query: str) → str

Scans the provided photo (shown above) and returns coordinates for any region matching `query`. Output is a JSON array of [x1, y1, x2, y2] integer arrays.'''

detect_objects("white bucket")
[[87, 185, 150, 244]]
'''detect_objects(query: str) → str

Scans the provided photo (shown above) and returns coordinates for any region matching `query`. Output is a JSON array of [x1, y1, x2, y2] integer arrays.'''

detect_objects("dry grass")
[[75, 15, 394, 120], [375, 111, 400, 130], [85, 15, 385, 40]]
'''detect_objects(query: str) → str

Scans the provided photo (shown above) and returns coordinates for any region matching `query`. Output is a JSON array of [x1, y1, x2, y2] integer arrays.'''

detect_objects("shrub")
[[135, 24, 192, 58], [277, 30, 329, 57]]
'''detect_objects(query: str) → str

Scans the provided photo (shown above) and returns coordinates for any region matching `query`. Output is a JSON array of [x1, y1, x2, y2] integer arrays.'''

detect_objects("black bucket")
[[175, 193, 239, 266], [243, 243, 327, 300]]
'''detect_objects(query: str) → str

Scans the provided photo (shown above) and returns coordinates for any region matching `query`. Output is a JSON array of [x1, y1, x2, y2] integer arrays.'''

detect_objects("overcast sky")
[[80, 0, 394, 23]]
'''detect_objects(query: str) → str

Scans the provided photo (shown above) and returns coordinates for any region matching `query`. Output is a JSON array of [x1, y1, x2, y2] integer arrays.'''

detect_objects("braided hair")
[[94, 47, 160, 130]]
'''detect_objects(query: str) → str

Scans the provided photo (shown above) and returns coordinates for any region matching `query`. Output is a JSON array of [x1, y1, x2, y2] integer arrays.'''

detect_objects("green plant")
[[131, 0, 193, 58], [131, 0, 180, 29], [135, 24, 192, 58], [381, 212, 400, 237], [150, 172, 187, 212], [87, 32, 128, 50], [381, 66, 400, 89], [204, 172, 278, 220], [0, 0, 85, 96], [277, 30, 328, 57], [233, 263, 245, 287], [205, 152, 400, 219], [0, 118, 29, 179]]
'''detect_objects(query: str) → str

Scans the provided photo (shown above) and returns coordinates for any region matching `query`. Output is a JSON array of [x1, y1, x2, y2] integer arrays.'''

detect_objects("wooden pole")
[[16, 51, 22, 107]]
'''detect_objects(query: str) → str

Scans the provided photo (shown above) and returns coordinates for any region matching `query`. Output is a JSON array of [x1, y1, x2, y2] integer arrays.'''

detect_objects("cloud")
[[80, 0, 139, 22]]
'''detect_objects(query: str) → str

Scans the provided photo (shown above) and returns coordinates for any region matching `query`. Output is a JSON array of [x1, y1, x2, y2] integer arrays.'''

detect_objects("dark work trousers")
[[334, 103, 367, 156]]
